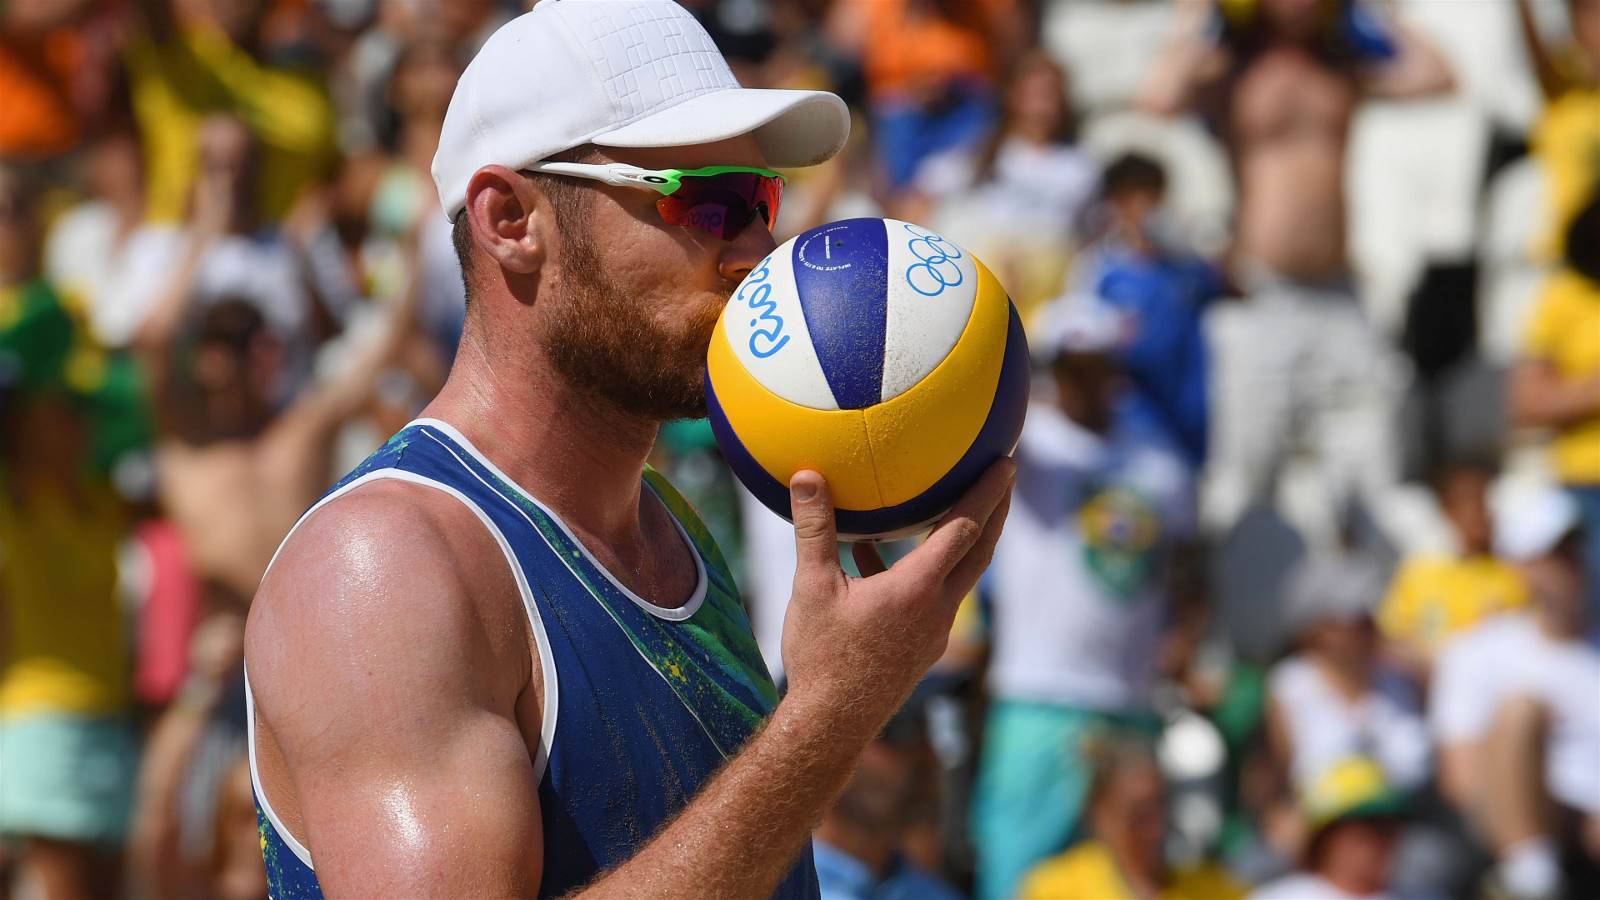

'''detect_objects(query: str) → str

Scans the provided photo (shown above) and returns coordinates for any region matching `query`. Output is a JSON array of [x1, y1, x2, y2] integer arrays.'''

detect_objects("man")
[[812, 692, 963, 900], [1250, 757, 1409, 900], [127, 117, 422, 609], [1138, 0, 1453, 544], [1510, 195, 1600, 611], [972, 298, 1194, 900], [1019, 734, 1243, 900], [244, 3, 1014, 898], [1083, 152, 1223, 470], [126, 0, 336, 223], [1431, 486, 1600, 900], [1262, 552, 1429, 867], [123, 125, 430, 896], [1378, 458, 1528, 674]]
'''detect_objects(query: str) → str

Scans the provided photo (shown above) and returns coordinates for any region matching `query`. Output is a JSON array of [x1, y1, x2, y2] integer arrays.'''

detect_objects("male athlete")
[[1138, 0, 1453, 544], [243, 2, 1015, 898]]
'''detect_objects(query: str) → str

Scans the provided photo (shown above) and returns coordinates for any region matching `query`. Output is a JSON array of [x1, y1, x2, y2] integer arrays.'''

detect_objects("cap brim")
[[591, 88, 850, 168], [1310, 792, 1408, 834]]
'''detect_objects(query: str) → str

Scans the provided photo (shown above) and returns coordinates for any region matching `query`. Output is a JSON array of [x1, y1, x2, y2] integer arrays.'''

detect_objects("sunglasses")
[[523, 161, 784, 240]]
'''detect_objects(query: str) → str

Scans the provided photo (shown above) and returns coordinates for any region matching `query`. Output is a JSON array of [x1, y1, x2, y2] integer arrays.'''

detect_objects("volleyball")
[[705, 217, 1030, 541]]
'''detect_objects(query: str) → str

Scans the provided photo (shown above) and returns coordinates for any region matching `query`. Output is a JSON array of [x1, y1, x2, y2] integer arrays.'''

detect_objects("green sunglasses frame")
[[521, 161, 785, 196]]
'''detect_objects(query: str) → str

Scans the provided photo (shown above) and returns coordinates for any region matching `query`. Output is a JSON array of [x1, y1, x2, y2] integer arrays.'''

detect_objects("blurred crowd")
[[1, 1, 1597, 899]]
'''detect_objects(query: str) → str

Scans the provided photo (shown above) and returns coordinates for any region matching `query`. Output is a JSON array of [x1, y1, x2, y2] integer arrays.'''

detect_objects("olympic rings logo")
[[902, 224, 965, 297]]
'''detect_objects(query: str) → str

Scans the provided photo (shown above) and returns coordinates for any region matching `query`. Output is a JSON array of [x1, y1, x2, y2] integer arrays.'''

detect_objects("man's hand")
[[780, 461, 1015, 745]]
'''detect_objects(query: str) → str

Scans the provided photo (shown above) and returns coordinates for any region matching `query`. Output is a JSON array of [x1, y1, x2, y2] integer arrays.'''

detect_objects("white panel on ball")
[[879, 218, 981, 403], [721, 244, 839, 410]]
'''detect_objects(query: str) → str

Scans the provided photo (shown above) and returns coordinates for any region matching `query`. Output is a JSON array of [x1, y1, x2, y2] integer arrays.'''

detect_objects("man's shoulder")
[[246, 477, 523, 686]]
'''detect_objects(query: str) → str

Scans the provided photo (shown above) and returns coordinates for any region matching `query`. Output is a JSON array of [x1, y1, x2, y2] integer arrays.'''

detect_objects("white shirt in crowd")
[[917, 137, 1099, 242], [1249, 872, 1400, 900], [1430, 613, 1600, 814], [1269, 654, 1432, 793], [90, 226, 312, 348], [986, 401, 1194, 711]]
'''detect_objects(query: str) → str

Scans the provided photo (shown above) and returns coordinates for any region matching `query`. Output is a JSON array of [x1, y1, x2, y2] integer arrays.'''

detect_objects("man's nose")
[[719, 218, 779, 283]]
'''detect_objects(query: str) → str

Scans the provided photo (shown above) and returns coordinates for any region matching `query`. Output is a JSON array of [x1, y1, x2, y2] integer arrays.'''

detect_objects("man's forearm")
[[1510, 366, 1600, 429], [578, 690, 869, 900]]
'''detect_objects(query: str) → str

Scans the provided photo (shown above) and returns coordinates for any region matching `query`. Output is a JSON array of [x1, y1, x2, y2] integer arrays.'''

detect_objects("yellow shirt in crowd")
[[125, 22, 336, 223], [1532, 86, 1600, 262], [1019, 842, 1245, 900], [0, 479, 130, 718], [1379, 555, 1529, 656], [1524, 269, 1600, 485]]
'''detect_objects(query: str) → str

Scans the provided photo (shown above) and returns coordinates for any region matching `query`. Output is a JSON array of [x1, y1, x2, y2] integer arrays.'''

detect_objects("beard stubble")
[[542, 226, 727, 422]]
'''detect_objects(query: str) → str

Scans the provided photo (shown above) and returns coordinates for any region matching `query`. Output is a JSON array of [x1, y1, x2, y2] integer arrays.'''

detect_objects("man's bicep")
[[292, 705, 544, 898], [247, 486, 543, 896]]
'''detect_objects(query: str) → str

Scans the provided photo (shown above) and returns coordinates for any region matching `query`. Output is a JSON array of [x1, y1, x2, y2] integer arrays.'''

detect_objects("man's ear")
[[464, 165, 549, 276]]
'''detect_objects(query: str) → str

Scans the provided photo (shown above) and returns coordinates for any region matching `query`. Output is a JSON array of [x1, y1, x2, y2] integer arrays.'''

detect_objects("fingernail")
[[793, 481, 817, 502]]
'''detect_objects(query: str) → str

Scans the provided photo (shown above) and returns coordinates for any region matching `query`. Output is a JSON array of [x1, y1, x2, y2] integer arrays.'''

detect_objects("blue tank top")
[[247, 418, 817, 899]]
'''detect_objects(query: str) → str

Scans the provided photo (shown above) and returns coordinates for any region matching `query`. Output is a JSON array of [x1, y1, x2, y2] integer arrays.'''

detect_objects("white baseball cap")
[[1032, 294, 1128, 362], [431, 0, 851, 219]]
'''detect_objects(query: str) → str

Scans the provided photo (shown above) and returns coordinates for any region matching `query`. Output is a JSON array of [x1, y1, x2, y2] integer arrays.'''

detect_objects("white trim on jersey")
[[411, 417, 709, 622], [412, 420, 738, 760]]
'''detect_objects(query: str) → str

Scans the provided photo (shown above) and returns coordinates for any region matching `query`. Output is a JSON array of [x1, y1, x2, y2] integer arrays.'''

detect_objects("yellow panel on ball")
[[706, 317, 882, 510], [864, 261, 1011, 507]]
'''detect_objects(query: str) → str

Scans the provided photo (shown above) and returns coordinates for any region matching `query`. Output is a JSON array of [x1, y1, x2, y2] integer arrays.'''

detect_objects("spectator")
[[125, 0, 337, 223], [1515, 0, 1600, 261], [1250, 757, 1409, 900], [1138, 0, 1454, 546], [0, 166, 137, 900], [915, 51, 1098, 317], [1378, 458, 1529, 674], [43, 131, 148, 312], [123, 139, 428, 608], [840, 0, 1021, 197], [94, 115, 338, 360], [1081, 152, 1223, 470], [813, 691, 962, 900], [973, 298, 1196, 900], [1019, 732, 1245, 899], [1266, 553, 1430, 805], [0, 0, 120, 160], [1431, 485, 1600, 900], [1510, 194, 1600, 611], [372, 37, 469, 360]]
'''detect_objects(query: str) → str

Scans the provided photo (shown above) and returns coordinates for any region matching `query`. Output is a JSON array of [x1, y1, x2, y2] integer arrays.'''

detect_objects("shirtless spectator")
[[1138, 0, 1453, 546], [122, 144, 435, 896]]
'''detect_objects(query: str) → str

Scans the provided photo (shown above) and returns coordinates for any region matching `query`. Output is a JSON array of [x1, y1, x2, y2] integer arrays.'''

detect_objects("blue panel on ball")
[[829, 304, 1031, 538], [707, 305, 1031, 540], [705, 371, 795, 520], [789, 218, 889, 410]]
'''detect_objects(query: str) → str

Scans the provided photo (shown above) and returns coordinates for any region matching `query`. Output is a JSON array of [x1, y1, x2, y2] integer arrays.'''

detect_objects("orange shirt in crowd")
[[860, 0, 1014, 99], [0, 29, 86, 158]]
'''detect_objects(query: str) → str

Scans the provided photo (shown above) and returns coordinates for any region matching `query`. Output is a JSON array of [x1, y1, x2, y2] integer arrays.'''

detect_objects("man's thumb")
[[790, 470, 839, 572]]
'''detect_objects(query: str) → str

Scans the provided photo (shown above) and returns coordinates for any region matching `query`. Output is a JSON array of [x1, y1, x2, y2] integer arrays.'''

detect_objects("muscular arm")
[[1509, 358, 1600, 429], [248, 462, 1012, 899], [246, 483, 544, 897]]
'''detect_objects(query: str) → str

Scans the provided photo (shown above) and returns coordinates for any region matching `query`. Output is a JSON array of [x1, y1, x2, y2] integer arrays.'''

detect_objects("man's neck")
[[420, 334, 660, 553]]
